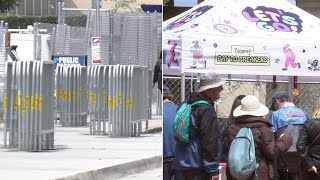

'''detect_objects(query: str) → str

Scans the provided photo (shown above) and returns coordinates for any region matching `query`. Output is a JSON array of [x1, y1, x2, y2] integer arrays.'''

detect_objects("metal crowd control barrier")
[[55, 65, 87, 126], [0, 21, 7, 75], [3, 61, 55, 151], [88, 65, 149, 137]]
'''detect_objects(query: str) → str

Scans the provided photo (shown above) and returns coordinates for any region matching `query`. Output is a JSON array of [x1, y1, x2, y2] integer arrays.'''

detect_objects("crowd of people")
[[163, 72, 320, 180]]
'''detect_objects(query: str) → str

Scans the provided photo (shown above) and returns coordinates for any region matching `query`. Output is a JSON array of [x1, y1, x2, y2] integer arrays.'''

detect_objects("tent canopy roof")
[[163, 0, 320, 41], [162, 0, 320, 80]]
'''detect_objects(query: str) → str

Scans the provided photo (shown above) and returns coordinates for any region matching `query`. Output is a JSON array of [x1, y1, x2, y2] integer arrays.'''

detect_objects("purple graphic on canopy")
[[163, 5, 213, 31], [242, 6, 303, 33]]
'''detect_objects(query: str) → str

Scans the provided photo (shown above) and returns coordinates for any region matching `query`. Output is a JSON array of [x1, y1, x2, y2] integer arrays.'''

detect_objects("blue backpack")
[[173, 100, 210, 143], [228, 127, 259, 180]]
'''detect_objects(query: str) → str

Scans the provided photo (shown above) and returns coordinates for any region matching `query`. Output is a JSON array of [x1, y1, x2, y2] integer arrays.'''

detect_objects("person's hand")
[[211, 175, 219, 180], [307, 166, 318, 173]]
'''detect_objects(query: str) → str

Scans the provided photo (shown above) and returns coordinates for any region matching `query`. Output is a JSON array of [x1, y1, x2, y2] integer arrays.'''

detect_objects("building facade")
[[297, 0, 320, 17], [164, 0, 320, 20], [7, 0, 63, 16], [6, 0, 161, 16]]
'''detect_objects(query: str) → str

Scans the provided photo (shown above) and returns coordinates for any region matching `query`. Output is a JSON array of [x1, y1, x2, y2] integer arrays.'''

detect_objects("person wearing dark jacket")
[[221, 95, 245, 162], [297, 116, 320, 180], [174, 72, 225, 180], [221, 95, 245, 179], [153, 53, 162, 92], [225, 95, 293, 180]]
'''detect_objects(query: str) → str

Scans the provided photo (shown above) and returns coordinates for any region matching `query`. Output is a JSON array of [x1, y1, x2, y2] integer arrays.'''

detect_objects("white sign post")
[[91, 37, 101, 65]]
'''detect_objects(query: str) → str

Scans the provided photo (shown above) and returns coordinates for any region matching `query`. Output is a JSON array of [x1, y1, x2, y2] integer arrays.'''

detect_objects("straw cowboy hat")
[[197, 72, 225, 93], [233, 95, 269, 117]]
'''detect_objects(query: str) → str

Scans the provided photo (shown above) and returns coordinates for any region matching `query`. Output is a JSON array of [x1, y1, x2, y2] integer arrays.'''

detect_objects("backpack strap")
[[190, 100, 210, 106]]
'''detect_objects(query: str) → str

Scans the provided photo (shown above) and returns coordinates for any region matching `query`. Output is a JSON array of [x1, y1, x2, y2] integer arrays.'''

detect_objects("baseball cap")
[[163, 85, 171, 94], [270, 91, 289, 111]]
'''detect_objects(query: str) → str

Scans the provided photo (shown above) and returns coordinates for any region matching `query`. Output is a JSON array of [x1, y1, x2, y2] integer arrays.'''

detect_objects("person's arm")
[[221, 119, 232, 162], [260, 127, 277, 160], [261, 126, 293, 160], [297, 123, 314, 169], [198, 107, 222, 176]]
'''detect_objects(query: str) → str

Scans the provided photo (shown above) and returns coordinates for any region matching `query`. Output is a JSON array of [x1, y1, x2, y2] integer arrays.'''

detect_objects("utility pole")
[[96, 0, 101, 36], [91, 0, 101, 65]]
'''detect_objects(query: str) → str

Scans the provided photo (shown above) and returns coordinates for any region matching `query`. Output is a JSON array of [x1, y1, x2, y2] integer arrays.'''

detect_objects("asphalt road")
[[115, 167, 162, 180]]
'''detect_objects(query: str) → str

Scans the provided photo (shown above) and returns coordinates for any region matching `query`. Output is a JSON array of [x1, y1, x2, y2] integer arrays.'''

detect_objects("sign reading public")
[[52, 55, 87, 68]]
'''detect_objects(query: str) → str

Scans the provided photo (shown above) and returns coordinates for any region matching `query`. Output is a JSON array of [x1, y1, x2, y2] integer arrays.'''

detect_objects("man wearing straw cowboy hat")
[[174, 72, 224, 180], [225, 95, 292, 180]]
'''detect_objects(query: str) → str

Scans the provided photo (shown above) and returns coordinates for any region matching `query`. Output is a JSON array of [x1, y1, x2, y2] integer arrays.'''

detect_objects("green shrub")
[[0, 16, 58, 29], [0, 15, 88, 28]]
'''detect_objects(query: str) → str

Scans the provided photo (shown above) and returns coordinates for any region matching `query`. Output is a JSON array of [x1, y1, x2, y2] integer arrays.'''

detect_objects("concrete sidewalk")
[[0, 117, 162, 180], [144, 114, 162, 133]]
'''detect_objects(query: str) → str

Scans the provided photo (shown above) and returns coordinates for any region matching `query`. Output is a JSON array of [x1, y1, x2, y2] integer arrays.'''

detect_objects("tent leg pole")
[[181, 73, 185, 102], [288, 76, 294, 102], [190, 76, 193, 93]]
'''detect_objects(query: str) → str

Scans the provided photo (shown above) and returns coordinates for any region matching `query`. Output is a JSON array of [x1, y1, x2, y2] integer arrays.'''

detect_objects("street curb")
[[55, 155, 162, 180]]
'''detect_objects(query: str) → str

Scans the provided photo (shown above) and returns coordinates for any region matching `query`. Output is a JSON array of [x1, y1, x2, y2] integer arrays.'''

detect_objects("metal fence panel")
[[4, 61, 54, 152], [53, 24, 89, 56], [164, 76, 320, 121], [56, 8, 161, 70]]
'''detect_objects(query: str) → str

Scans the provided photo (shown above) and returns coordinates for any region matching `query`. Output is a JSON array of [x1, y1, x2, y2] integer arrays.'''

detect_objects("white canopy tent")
[[163, 0, 320, 80], [163, 0, 320, 102]]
